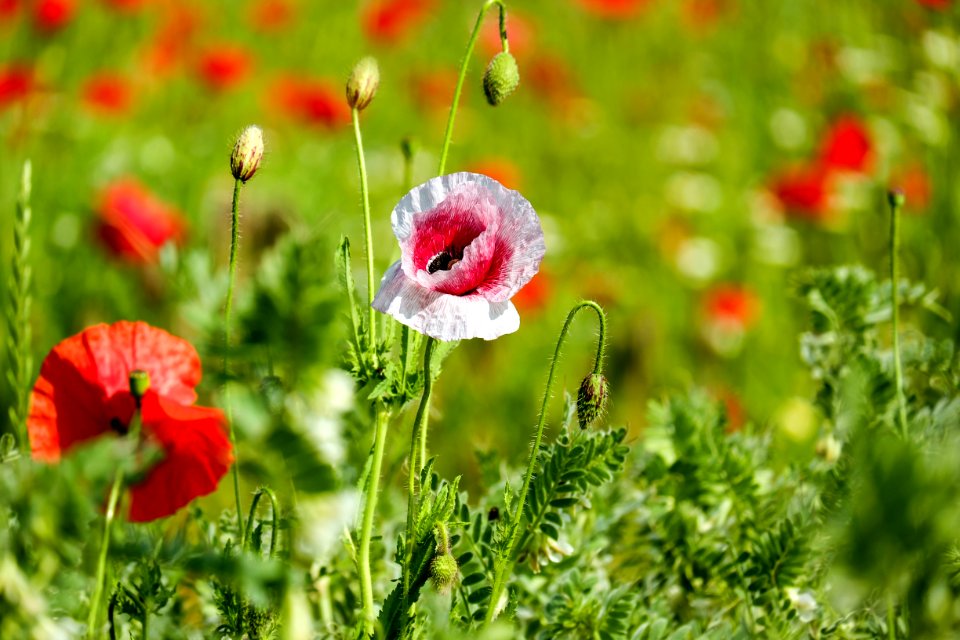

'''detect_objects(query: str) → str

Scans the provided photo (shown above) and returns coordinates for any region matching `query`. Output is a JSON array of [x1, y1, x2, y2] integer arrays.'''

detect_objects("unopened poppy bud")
[[430, 552, 459, 594], [887, 188, 906, 209], [346, 57, 380, 111], [230, 125, 264, 183], [129, 369, 150, 401], [577, 373, 609, 428], [482, 52, 519, 106]]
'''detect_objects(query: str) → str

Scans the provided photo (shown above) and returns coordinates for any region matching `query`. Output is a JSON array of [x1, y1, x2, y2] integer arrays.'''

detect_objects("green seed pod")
[[482, 52, 519, 106], [128, 369, 151, 401], [577, 373, 609, 428], [430, 552, 459, 594], [346, 56, 380, 111]]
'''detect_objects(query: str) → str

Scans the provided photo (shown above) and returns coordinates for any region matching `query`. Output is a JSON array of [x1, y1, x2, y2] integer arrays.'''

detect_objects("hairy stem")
[[358, 405, 392, 635], [352, 107, 378, 367], [437, 0, 507, 176], [225, 177, 245, 539], [889, 192, 908, 438], [484, 301, 607, 624]]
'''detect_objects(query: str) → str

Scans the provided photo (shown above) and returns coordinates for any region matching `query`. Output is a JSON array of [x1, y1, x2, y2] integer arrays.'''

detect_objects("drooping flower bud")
[[346, 56, 380, 111], [482, 52, 519, 106], [230, 125, 264, 183], [129, 369, 151, 402], [430, 552, 459, 594], [577, 373, 609, 428]]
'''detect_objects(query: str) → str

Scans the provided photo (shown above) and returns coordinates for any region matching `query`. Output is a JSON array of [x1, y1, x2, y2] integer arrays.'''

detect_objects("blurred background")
[[1, 0, 958, 491]]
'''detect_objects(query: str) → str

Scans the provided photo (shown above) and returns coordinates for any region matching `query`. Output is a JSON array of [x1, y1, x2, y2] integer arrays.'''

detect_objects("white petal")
[[372, 261, 520, 341]]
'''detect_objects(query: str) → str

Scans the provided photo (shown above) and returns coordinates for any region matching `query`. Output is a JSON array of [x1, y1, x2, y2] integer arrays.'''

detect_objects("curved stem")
[[402, 337, 437, 598], [483, 301, 607, 625], [437, 0, 506, 176], [243, 486, 280, 558], [224, 178, 245, 539], [358, 405, 392, 635], [352, 107, 378, 367], [889, 193, 908, 438]]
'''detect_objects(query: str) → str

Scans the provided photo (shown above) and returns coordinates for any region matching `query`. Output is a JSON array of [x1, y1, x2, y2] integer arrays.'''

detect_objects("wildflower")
[[362, 0, 434, 44], [195, 44, 252, 92], [248, 0, 293, 32], [230, 125, 264, 183], [28, 321, 233, 522], [33, 0, 74, 31], [770, 164, 832, 222], [819, 115, 873, 174], [346, 57, 380, 111], [703, 285, 759, 331], [273, 76, 351, 129], [0, 65, 34, 109], [95, 178, 185, 264], [466, 158, 522, 190], [576, 0, 652, 19], [0, 0, 18, 21], [785, 588, 819, 623], [81, 73, 134, 116], [512, 271, 552, 314], [372, 172, 545, 341]]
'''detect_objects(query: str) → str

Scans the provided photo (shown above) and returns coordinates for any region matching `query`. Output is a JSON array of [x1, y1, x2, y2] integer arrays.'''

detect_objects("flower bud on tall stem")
[[230, 125, 264, 183]]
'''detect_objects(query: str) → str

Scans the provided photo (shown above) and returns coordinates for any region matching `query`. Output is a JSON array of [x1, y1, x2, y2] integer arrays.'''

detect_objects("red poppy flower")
[[0, 65, 34, 108], [819, 116, 873, 174], [0, 0, 18, 20], [770, 164, 832, 222], [703, 285, 759, 330], [33, 0, 74, 31], [917, 0, 950, 9], [82, 73, 134, 115], [362, 0, 434, 44], [196, 45, 253, 91], [466, 159, 522, 191], [95, 179, 185, 264], [143, 4, 202, 76], [103, 0, 149, 11], [576, 0, 652, 19], [512, 271, 552, 314], [249, 0, 293, 31], [273, 76, 351, 129], [28, 321, 232, 523]]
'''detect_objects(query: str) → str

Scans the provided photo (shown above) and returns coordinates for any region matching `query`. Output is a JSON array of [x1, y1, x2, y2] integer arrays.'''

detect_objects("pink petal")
[[372, 261, 520, 341]]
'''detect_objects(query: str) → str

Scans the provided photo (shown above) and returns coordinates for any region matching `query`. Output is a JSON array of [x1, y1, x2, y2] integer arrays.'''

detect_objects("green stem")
[[889, 192, 908, 438], [887, 592, 897, 640], [484, 301, 607, 625], [87, 469, 125, 638], [6, 160, 32, 452], [352, 107, 378, 367], [225, 178, 245, 539], [402, 337, 437, 598], [358, 405, 392, 635], [243, 486, 280, 558], [437, 0, 507, 176]]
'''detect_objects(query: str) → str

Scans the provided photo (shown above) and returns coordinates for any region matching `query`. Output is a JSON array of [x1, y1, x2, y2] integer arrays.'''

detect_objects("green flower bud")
[[577, 373, 609, 428], [887, 188, 906, 209], [346, 56, 380, 111], [129, 370, 151, 401], [230, 125, 264, 183], [482, 52, 519, 106], [430, 552, 459, 594]]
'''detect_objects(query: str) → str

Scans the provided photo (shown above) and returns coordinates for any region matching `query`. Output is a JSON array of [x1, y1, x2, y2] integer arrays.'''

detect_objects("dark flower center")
[[110, 417, 129, 435], [427, 246, 464, 274]]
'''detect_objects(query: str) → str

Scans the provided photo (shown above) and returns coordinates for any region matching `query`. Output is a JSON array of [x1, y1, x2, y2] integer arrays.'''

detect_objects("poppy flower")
[[28, 321, 233, 522], [362, 0, 434, 44], [0, 65, 34, 108], [466, 159, 522, 190], [272, 76, 351, 129], [248, 0, 293, 32], [917, 0, 950, 9], [0, 0, 18, 20], [373, 172, 545, 341], [33, 0, 73, 31], [195, 45, 252, 92], [703, 284, 759, 331], [82, 73, 134, 115], [512, 271, 552, 315], [819, 116, 872, 173], [576, 0, 652, 19], [770, 164, 832, 222], [95, 179, 185, 264], [143, 4, 202, 76]]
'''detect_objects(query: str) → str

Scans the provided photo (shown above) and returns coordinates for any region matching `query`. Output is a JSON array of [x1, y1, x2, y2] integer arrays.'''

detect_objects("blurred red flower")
[[28, 321, 233, 522], [819, 115, 873, 173], [196, 45, 253, 91], [363, 0, 434, 43], [95, 179, 185, 264], [681, 0, 733, 30], [33, 0, 74, 31], [143, 4, 202, 76], [576, 0, 652, 18], [512, 271, 552, 314], [410, 68, 458, 114], [273, 76, 351, 129], [703, 284, 759, 330], [249, 0, 293, 32], [466, 159, 522, 190], [917, 0, 951, 9], [82, 73, 134, 115], [891, 164, 932, 213], [771, 164, 832, 221], [526, 55, 580, 112], [0, 0, 18, 20], [0, 65, 34, 108]]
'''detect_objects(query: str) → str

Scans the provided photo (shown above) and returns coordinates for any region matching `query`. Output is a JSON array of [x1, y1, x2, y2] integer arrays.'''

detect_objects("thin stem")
[[6, 160, 32, 452], [889, 192, 908, 437], [243, 486, 280, 558], [437, 0, 506, 176], [484, 301, 607, 625], [87, 467, 126, 638], [352, 107, 378, 367], [357, 405, 392, 635], [887, 592, 897, 640], [225, 177, 245, 539], [402, 337, 437, 598]]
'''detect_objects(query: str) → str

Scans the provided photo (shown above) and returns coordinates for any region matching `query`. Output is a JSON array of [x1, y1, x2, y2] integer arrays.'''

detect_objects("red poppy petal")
[[128, 393, 232, 522]]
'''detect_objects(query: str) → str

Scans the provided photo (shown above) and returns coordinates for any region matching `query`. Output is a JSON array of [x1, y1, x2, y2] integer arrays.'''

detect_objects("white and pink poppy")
[[372, 172, 545, 341]]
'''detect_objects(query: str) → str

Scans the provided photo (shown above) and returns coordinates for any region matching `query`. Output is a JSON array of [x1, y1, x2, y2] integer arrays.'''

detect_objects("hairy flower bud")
[[430, 552, 459, 594], [230, 125, 264, 183], [577, 373, 609, 428], [129, 369, 150, 401], [346, 56, 380, 111], [482, 52, 519, 106]]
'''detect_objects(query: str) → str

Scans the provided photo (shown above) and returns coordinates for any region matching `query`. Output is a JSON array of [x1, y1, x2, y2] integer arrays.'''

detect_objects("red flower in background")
[[0, 65, 35, 108], [466, 159, 522, 190], [196, 45, 253, 91], [143, 4, 202, 76], [95, 179, 185, 264], [410, 68, 458, 114], [819, 115, 873, 173], [703, 285, 760, 331], [362, 0, 435, 43], [28, 321, 233, 522], [0, 0, 18, 20], [481, 11, 535, 60], [82, 73, 134, 115], [512, 271, 552, 315], [576, 0, 652, 19], [682, 0, 734, 30], [249, 0, 294, 32], [273, 76, 351, 129], [892, 164, 933, 213], [33, 0, 74, 31], [771, 164, 832, 222], [917, 0, 951, 9]]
